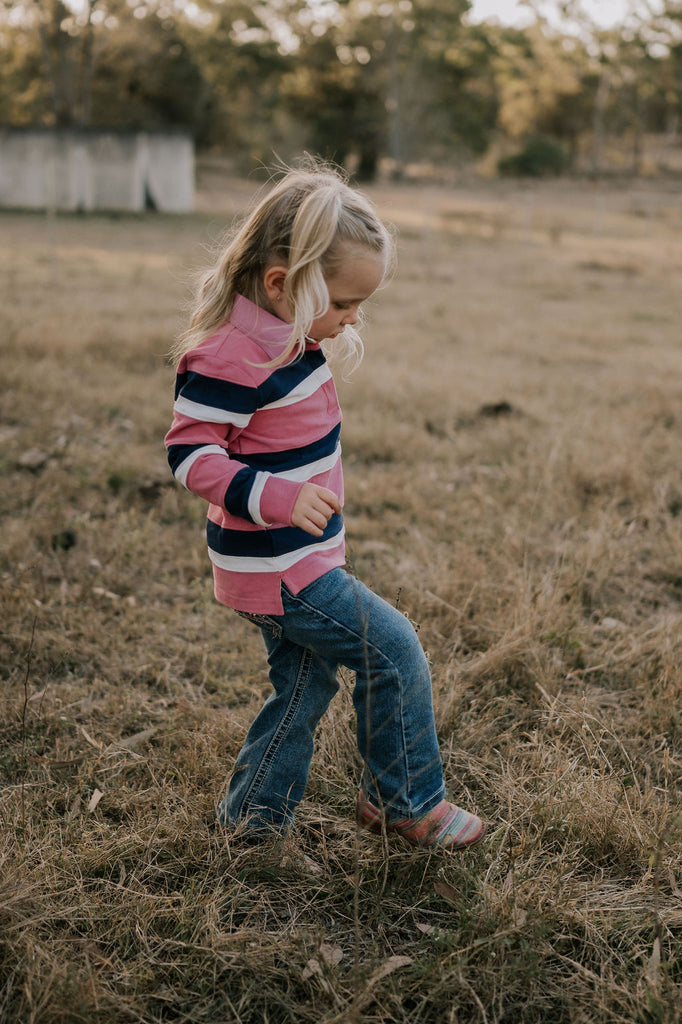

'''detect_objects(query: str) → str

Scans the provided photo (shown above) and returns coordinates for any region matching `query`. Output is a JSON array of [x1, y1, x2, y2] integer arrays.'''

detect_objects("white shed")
[[0, 128, 194, 212]]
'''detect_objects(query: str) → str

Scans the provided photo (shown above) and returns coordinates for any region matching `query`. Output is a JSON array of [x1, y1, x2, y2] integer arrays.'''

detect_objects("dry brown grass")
[[2, 172, 682, 1023]]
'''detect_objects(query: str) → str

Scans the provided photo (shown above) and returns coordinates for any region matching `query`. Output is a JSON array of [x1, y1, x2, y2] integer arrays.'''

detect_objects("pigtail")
[[275, 186, 342, 364]]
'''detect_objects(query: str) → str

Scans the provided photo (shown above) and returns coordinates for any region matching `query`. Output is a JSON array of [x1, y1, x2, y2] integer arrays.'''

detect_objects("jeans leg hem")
[[405, 786, 447, 820], [360, 784, 446, 823]]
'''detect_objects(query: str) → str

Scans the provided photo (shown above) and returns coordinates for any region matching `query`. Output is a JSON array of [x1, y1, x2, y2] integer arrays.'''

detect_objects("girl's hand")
[[291, 484, 341, 537]]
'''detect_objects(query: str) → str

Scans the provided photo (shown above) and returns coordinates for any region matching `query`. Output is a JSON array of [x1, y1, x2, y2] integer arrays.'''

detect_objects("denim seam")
[[367, 658, 444, 819], [236, 610, 283, 637], [239, 645, 313, 819]]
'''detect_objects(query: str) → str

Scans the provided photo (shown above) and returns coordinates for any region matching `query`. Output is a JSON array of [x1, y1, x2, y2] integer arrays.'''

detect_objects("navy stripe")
[[256, 348, 327, 406], [225, 466, 257, 521], [167, 442, 207, 475], [207, 512, 344, 558], [237, 424, 341, 473], [175, 370, 258, 413]]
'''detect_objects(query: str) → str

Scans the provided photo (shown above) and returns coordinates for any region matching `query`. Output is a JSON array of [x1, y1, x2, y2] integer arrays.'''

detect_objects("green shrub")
[[498, 135, 570, 177]]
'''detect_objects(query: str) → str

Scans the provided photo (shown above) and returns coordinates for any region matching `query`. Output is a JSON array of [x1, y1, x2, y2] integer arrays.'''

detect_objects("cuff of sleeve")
[[258, 476, 306, 527]]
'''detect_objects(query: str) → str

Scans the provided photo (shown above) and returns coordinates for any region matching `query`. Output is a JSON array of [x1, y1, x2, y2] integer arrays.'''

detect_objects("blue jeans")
[[219, 568, 445, 834]]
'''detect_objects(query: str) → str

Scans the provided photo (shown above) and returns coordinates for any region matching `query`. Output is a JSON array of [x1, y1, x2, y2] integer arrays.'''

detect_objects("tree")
[[516, 0, 682, 174], [486, 15, 588, 157], [89, 1, 207, 135], [640, 0, 682, 139], [274, 0, 499, 176], [183, 0, 291, 155], [0, 0, 97, 125], [0, 0, 209, 134]]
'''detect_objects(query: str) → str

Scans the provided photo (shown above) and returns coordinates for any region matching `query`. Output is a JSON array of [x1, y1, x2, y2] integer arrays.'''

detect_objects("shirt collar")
[[230, 294, 320, 360]]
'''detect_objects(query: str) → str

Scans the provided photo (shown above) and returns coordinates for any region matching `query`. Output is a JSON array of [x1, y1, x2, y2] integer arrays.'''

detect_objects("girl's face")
[[309, 250, 386, 342]]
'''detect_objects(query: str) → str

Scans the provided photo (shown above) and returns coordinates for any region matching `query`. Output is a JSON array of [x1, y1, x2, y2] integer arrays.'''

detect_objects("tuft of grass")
[[2, 177, 682, 1022]]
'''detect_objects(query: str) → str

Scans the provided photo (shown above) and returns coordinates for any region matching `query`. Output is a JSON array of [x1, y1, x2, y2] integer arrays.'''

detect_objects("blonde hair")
[[171, 160, 393, 369]]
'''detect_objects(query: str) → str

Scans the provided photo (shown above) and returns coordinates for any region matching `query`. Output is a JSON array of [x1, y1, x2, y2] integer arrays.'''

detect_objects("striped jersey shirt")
[[165, 295, 345, 614]]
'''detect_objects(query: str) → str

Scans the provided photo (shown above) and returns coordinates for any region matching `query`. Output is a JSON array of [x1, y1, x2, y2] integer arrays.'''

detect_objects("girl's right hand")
[[291, 483, 341, 537]]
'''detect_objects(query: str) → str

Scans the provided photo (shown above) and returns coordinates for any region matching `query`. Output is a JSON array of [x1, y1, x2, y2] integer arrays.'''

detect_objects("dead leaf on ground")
[[319, 943, 343, 966], [87, 788, 104, 813], [434, 879, 459, 903], [104, 728, 157, 753]]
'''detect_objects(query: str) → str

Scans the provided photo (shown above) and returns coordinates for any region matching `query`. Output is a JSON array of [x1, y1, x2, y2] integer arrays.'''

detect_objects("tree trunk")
[[591, 68, 610, 177]]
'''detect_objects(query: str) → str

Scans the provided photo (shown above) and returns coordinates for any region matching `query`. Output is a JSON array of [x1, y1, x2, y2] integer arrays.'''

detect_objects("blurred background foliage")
[[1, 0, 681, 177]]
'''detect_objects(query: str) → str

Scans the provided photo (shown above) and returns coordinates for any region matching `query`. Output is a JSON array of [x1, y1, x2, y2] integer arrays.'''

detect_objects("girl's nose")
[[343, 306, 359, 325]]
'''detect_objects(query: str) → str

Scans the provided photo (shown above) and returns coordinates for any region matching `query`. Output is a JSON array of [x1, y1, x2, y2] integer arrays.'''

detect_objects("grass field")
[[2, 172, 682, 1023]]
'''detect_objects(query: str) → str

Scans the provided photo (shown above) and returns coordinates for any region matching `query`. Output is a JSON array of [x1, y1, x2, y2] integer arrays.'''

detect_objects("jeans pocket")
[[236, 610, 283, 639]]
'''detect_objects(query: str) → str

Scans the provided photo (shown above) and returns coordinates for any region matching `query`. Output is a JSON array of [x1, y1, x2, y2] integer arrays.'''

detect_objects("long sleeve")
[[166, 360, 304, 527]]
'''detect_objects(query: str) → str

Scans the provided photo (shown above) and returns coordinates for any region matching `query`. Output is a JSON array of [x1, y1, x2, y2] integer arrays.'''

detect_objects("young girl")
[[165, 163, 485, 854]]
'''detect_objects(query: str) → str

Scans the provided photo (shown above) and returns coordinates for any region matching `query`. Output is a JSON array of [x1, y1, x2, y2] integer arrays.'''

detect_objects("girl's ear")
[[263, 264, 288, 303]]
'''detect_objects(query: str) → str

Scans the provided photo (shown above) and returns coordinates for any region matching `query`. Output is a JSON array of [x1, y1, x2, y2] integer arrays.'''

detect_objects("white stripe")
[[174, 444, 227, 488], [174, 395, 252, 426], [207, 528, 345, 574], [246, 444, 341, 526], [274, 442, 341, 483], [260, 364, 332, 411], [248, 471, 270, 527]]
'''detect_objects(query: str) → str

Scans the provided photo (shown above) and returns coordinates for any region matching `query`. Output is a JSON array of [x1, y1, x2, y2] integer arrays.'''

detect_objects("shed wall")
[[0, 130, 194, 212]]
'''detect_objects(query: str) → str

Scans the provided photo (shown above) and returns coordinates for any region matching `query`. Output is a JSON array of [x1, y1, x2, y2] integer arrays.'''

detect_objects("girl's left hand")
[[291, 483, 341, 537]]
